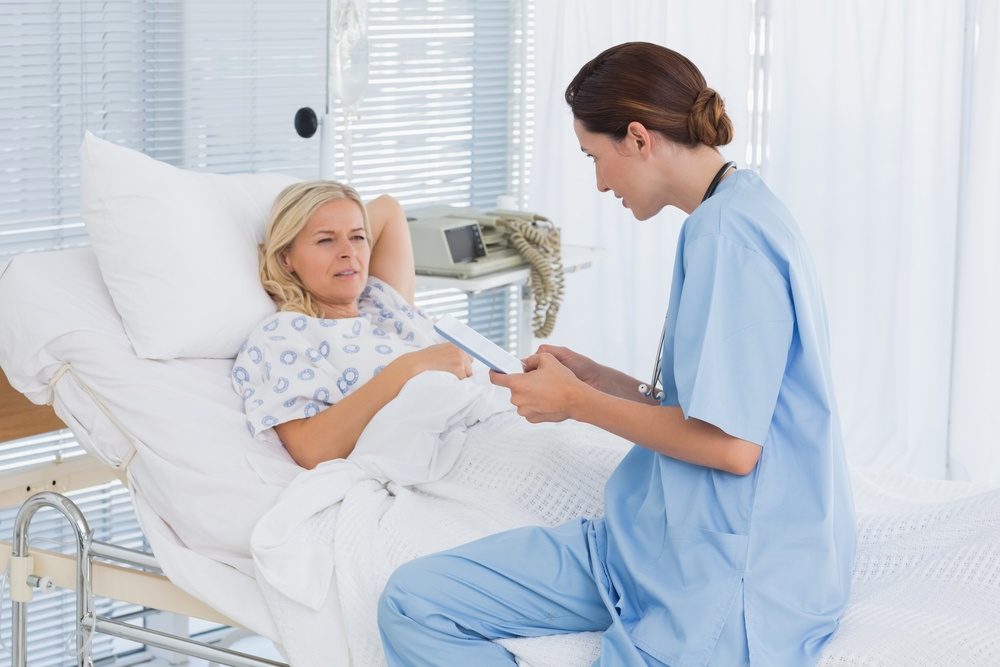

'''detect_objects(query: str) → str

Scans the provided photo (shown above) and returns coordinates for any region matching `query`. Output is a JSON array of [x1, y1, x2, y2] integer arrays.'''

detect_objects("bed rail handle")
[[11, 491, 93, 667], [6, 491, 284, 667]]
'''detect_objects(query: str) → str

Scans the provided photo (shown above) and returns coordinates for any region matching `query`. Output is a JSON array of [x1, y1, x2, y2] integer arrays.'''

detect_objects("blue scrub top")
[[602, 170, 856, 666]]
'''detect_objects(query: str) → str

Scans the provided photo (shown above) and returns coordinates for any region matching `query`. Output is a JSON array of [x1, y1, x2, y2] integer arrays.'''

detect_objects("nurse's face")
[[280, 198, 371, 318], [573, 118, 664, 221]]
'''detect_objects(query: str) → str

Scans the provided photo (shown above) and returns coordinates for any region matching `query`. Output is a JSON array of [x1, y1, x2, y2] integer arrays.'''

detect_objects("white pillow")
[[80, 132, 300, 359]]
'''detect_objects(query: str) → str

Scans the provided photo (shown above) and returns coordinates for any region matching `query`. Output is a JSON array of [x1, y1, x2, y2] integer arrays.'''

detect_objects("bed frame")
[[0, 370, 289, 667]]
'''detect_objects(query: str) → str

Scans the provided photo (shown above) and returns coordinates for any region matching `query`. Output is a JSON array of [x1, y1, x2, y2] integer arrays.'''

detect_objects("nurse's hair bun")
[[566, 42, 734, 150], [688, 88, 733, 148]]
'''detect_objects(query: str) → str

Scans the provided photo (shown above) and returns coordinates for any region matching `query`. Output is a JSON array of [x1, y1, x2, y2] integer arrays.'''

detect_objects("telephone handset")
[[407, 205, 564, 337]]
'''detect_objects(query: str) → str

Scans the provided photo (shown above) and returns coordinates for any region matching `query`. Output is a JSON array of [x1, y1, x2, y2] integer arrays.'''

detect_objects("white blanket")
[[250, 369, 631, 666]]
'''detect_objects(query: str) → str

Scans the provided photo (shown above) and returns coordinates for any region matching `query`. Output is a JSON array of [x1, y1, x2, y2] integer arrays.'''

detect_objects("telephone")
[[407, 205, 564, 337]]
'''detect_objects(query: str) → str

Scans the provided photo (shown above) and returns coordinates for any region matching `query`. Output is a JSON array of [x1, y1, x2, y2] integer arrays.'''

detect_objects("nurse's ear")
[[625, 121, 653, 157]]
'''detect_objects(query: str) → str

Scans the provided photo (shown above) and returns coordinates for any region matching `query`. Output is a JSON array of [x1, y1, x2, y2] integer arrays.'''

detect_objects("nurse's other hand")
[[490, 352, 587, 423], [533, 344, 601, 388], [405, 343, 473, 380]]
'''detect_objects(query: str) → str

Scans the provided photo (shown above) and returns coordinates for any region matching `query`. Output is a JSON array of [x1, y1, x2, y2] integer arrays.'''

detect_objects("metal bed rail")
[[8, 490, 289, 667]]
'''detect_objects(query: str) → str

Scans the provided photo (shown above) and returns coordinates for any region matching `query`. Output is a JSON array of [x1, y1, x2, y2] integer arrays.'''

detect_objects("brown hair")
[[565, 41, 733, 148]]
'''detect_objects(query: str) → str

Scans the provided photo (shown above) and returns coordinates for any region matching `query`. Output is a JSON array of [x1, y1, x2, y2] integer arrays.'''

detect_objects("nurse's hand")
[[533, 344, 600, 384], [490, 352, 588, 423], [535, 344, 635, 398]]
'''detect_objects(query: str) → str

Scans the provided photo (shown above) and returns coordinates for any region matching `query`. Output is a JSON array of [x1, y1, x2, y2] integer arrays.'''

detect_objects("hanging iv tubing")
[[293, 0, 369, 181]]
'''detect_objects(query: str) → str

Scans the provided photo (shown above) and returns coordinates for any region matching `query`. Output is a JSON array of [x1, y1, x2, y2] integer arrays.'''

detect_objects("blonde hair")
[[260, 180, 371, 317]]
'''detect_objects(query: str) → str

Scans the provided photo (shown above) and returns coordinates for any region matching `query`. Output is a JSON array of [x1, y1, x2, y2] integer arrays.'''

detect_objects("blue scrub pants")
[[377, 518, 666, 667]]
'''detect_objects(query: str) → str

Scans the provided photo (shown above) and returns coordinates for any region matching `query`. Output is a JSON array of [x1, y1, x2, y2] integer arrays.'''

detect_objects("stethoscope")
[[638, 160, 737, 402]]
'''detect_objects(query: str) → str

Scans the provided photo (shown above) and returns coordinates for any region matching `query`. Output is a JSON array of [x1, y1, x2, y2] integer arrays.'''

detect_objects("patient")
[[231, 181, 472, 469]]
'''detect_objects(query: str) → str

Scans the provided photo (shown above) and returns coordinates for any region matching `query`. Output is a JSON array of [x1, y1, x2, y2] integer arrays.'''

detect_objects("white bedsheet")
[[818, 469, 1000, 665]]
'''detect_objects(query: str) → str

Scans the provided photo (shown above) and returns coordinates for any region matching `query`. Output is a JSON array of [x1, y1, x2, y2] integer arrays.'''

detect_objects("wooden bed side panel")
[[0, 369, 66, 442]]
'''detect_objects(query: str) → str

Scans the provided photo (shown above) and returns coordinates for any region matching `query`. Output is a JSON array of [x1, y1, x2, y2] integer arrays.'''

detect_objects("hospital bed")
[[2, 134, 1000, 666]]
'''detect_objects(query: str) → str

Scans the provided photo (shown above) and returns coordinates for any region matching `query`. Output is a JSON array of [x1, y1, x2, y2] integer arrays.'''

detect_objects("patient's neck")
[[316, 303, 360, 319]]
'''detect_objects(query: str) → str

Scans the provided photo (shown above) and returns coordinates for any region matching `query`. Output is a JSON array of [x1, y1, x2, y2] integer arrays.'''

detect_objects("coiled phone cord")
[[498, 215, 564, 338]]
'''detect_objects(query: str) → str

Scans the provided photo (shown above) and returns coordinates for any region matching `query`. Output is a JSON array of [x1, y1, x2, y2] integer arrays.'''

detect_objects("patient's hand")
[[402, 343, 473, 381]]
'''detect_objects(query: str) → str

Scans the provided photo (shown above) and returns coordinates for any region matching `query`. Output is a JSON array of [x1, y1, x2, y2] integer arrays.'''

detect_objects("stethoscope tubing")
[[638, 317, 668, 402]]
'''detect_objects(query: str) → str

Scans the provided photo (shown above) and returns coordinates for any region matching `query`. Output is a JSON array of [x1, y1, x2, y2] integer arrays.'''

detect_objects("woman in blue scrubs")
[[378, 41, 856, 666]]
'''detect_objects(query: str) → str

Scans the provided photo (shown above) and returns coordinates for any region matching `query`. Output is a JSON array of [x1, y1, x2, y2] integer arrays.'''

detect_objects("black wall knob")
[[294, 107, 319, 138]]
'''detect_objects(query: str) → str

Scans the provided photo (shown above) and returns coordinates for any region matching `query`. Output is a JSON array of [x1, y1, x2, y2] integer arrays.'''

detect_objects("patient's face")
[[280, 198, 371, 318]]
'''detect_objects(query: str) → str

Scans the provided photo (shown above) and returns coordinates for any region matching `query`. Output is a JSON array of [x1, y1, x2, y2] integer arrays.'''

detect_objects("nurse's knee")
[[378, 556, 442, 628]]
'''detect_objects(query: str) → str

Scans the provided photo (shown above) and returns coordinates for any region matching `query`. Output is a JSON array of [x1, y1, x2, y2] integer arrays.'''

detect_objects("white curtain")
[[948, 0, 1000, 482], [529, 0, 1000, 483], [767, 0, 966, 479]]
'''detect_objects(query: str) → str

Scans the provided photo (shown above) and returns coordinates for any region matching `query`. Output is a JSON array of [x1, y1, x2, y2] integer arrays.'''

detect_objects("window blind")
[[332, 0, 535, 208], [416, 284, 522, 354], [0, 0, 330, 260], [0, 0, 533, 260]]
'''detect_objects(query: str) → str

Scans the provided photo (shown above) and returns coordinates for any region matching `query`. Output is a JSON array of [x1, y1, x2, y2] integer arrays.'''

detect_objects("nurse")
[[378, 41, 856, 666]]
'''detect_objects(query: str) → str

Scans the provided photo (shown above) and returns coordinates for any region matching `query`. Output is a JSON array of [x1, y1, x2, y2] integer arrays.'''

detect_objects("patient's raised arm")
[[366, 194, 416, 305]]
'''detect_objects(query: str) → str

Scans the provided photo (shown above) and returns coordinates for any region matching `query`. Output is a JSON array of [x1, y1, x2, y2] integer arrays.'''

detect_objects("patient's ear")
[[278, 250, 295, 274]]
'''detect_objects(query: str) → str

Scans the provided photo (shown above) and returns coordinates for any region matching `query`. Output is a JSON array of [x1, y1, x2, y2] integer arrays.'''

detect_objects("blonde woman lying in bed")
[[231, 181, 473, 469]]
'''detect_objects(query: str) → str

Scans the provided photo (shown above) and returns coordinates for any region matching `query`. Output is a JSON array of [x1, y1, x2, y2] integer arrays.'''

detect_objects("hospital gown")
[[378, 169, 856, 667], [232, 278, 438, 439]]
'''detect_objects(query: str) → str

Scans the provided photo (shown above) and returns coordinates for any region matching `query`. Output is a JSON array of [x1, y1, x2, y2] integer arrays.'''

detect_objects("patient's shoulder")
[[362, 277, 421, 320], [239, 311, 329, 351]]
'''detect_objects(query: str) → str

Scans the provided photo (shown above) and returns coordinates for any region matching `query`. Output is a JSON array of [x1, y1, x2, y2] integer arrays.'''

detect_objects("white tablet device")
[[433, 314, 524, 374]]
